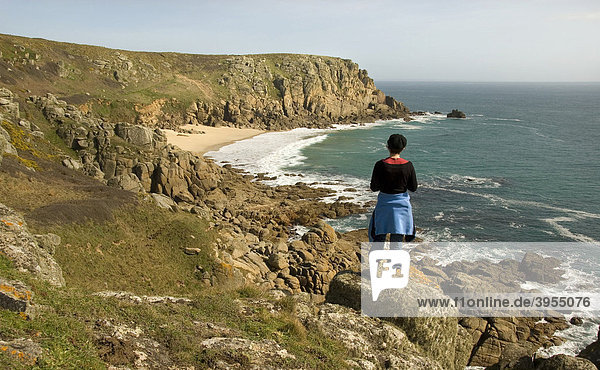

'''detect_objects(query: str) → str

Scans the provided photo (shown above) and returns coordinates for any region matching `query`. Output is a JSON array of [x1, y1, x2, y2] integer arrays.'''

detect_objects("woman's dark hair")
[[387, 134, 407, 154]]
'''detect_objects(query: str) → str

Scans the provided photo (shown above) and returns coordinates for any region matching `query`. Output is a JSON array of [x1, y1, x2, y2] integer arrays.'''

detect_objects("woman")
[[368, 134, 418, 247]]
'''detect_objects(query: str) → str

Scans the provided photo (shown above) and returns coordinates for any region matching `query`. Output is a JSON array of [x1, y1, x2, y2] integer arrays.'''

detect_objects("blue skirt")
[[368, 192, 415, 242]]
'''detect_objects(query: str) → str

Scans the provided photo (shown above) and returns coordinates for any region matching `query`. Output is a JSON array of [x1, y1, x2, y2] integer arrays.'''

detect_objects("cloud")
[[562, 11, 600, 21]]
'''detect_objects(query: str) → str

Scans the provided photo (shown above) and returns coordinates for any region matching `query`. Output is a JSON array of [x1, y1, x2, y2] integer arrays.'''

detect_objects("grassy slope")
[[0, 108, 349, 368], [0, 33, 347, 125]]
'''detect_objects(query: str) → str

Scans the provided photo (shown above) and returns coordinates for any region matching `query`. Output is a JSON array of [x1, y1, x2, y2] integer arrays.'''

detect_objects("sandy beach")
[[162, 125, 264, 155]]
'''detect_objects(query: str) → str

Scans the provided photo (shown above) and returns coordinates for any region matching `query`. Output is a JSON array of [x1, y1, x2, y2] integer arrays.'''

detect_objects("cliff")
[[0, 33, 409, 130], [1, 85, 593, 369]]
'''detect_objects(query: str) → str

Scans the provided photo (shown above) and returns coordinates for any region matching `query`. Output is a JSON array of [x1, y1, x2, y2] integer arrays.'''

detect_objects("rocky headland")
[[0, 33, 409, 131], [0, 34, 598, 369]]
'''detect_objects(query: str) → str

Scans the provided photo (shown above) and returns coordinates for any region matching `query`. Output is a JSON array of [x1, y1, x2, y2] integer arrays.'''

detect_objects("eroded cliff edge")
[[0, 33, 409, 130]]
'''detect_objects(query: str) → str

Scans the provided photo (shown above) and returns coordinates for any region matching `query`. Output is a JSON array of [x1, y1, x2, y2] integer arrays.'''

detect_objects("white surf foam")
[[408, 112, 448, 124], [542, 217, 598, 243], [490, 117, 522, 122], [205, 124, 382, 205], [424, 185, 600, 222]]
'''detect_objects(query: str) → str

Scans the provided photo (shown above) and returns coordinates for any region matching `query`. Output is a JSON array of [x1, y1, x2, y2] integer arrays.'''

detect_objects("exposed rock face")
[[0, 34, 410, 130], [0, 203, 65, 287], [186, 55, 410, 130], [199, 337, 296, 369], [578, 326, 600, 367], [447, 109, 466, 118], [0, 87, 19, 118], [326, 255, 574, 369], [519, 252, 565, 284], [0, 338, 42, 366], [535, 354, 597, 369], [94, 319, 174, 369], [325, 271, 470, 370], [0, 89, 20, 165], [0, 277, 33, 314]]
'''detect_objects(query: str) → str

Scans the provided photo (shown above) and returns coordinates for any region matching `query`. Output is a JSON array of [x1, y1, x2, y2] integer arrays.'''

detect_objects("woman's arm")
[[370, 161, 381, 191], [407, 162, 418, 192]]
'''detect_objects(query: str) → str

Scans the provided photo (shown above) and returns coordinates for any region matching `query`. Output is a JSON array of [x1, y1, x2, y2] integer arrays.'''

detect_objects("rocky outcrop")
[[325, 271, 470, 369], [94, 319, 174, 369], [1, 33, 410, 130], [0, 278, 33, 314], [0, 87, 19, 118], [535, 354, 596, 369], [447, 109, 466, 118], [0, 89, 20, 165], [0, 203, 65, 287], [578, 326, 600, 367], [325, 253, 575, 369], [0, 338, 42, 366]]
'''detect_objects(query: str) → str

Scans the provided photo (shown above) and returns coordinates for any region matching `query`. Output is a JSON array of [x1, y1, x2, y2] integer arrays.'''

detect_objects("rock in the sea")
[[447, 109, 466, 118], [570, 317, 584, 326]]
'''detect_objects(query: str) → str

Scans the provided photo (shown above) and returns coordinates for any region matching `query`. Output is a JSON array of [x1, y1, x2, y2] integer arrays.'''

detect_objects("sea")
[[206, 81, 600, 356]]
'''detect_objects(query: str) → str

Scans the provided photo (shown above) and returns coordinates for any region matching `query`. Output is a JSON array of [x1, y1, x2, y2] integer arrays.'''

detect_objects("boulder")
[[62, 157, 82, 170], [267, 253, 288, 271], [107, 173, 144, 193], [518, 252, 564, 284], [447, 109, 466, 118], [578, 326, 600, 367], [535, 354, 596, 369], [0, 203, 65, 287], [115, 122, 154, 147], [149, 193, 177, 211], [0, 125, 18, 157], [0, 338, 42, 365], [0, 278, 33, 313], [199, 337, 295, 368], [325, 271, 361, 310]]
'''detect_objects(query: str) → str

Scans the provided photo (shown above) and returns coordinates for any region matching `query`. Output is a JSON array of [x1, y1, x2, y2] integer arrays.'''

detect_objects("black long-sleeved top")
[[370, 157, 418, 194]]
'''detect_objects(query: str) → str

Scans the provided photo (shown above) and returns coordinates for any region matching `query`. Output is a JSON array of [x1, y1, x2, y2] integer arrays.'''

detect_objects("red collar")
[[383, 157, 408, 164]]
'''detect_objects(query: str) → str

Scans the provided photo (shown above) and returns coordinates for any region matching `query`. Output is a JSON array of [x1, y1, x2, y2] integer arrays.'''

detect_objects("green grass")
[[37, 202, 217, 296], [1, 248, 349, 368], [88, 100, 138, 123]]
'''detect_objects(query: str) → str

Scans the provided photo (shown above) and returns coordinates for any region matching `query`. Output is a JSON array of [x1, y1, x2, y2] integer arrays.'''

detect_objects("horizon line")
[[374, 80, 600, 84]]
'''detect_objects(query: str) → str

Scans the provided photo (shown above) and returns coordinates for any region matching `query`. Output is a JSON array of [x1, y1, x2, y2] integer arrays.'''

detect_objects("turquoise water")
[[297, 82, 600, 242]]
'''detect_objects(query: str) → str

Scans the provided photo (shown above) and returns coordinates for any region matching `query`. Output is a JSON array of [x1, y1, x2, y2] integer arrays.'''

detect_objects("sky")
[[0, 0, 599, 82]]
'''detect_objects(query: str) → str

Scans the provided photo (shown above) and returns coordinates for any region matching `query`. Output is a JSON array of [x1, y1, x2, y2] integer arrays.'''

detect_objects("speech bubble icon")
[[369, 249, 410, 301]]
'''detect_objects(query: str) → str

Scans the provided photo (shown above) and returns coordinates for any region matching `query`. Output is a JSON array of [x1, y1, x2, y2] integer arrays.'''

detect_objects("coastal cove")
[[0, 31, 599, 368], [206, 81, 600, 358]]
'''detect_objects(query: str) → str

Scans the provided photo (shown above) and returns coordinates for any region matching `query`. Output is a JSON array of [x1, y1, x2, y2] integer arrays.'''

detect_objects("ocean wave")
[[541, 217, 598, 243], [206, 126, 377, 204], [489, 117, 522, 122], [537, 317, 600, 358], [424, 185, 600, 222], [408, 112, 448, 124], [427, 174, 504, 189]]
